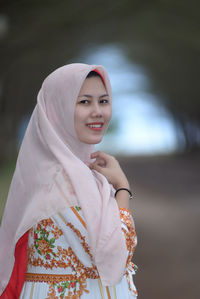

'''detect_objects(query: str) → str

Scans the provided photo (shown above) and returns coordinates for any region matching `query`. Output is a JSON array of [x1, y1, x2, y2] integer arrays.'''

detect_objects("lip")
[[86, 122, 104, 131]]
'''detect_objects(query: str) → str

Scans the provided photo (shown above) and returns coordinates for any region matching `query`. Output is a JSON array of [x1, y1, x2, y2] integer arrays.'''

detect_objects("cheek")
[[74, 107, 87, 132], [74, 108, 82, 134], [104, 107, 112, 123]]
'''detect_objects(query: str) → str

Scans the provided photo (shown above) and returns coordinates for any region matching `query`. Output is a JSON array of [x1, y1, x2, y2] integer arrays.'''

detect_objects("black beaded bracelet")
[[114, 188, 133, 200]]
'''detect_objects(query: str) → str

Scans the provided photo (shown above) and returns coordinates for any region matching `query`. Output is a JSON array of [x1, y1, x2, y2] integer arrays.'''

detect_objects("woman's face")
[[75, 76, 112, 144]]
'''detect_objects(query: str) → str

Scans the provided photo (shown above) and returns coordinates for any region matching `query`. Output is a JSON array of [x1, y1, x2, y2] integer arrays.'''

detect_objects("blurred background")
[[0, 0, 200, 298]]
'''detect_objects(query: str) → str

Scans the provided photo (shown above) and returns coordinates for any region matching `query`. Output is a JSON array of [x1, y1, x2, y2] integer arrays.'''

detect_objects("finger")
[[94, 157, 106, 167], [90, 157, 106, 168], [91, 151, 109, 160], [89, 162, 104, 174]]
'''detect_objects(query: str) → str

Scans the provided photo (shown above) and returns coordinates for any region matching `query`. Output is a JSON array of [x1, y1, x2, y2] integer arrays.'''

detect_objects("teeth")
[[88, 124, 102, 128]]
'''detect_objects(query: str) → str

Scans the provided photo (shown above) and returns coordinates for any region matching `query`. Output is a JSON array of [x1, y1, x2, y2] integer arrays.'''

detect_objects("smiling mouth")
[[87, 122, 104, 131]]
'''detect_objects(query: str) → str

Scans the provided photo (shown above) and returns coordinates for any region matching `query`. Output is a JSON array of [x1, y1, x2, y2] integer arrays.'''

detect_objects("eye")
[[100, 99, 109, 104], [79, 99, 89, 104]]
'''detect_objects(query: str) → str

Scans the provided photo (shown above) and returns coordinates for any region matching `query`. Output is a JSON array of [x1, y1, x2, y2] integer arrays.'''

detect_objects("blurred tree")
[[0, 0, 200, 162]]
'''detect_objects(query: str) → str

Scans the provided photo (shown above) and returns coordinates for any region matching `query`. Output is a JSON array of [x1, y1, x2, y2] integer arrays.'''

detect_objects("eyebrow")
[[78, 94, 109, 98]]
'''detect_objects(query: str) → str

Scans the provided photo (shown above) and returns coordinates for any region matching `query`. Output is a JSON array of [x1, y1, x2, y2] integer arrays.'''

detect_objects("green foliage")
[[0, 159, 16, 223]]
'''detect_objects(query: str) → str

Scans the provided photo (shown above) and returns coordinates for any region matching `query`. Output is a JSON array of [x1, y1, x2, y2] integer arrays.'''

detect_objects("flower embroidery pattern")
[[27, 208, 99, 297], [119, 208, 137, 263], [26, 207, 137, 298], [46, 280, 79, 299], [75, 206, 81, 212], [46, 278, 89, 299], [33, 219, 63, 261], [119, 208, 138, 296], [64, 220, 93, 261]]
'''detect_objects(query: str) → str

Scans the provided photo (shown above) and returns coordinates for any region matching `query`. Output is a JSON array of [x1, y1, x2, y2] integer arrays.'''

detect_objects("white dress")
[[20, 205, 137, 299]]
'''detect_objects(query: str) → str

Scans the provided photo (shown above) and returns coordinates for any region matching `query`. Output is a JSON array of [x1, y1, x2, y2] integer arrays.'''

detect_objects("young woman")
[[0, 63, 137, 298]]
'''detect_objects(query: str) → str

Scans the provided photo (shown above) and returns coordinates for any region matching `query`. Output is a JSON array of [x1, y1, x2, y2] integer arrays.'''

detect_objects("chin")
[[83, 137, 103, 145]]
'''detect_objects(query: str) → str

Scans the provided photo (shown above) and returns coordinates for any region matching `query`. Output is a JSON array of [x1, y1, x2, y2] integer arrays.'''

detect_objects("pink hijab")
[[0, 63, 127, 294]]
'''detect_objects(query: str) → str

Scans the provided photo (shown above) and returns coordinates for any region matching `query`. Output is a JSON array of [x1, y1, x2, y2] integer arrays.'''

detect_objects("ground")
[[119, 154, 200, 299]]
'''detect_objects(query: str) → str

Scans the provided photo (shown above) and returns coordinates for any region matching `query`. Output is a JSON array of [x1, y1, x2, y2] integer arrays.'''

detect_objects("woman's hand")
[[89, 151, 130, 190]]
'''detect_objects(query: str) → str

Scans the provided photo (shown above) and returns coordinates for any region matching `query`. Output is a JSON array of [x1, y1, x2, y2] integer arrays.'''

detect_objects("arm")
[[90, 152, 138, 295], [119, 207, 138, 296], [89, 151, 131, 209]]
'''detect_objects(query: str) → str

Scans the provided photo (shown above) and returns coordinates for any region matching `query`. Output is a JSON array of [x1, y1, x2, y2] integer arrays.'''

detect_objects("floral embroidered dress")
[[19, 205, 137, 299], [18, 166, 137, 299]]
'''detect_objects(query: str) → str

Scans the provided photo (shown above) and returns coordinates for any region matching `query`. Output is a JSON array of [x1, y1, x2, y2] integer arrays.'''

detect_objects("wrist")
[[115, 188, 130, 209], [114, 179, 130, 190], [115, 188, 133, 200]]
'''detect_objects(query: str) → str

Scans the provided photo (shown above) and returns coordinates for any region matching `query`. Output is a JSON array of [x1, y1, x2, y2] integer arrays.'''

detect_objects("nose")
[[91, 102, 102, 118]]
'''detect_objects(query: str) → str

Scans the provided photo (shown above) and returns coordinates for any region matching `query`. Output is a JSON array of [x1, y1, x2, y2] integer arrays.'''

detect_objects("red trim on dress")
[[0, 231, 29, 299]]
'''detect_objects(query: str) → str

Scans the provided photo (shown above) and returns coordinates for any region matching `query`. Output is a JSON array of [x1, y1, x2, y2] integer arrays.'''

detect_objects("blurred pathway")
[[120, 154, 200, 299]]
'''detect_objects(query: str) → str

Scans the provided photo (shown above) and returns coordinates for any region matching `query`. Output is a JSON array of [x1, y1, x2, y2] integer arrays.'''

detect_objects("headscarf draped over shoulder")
[[0, 63, 127, 295]]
